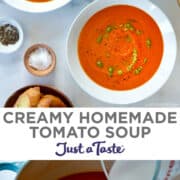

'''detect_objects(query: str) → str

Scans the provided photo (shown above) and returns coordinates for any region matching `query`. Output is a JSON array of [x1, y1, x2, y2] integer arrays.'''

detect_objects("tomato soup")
[[58, 172, 106, 180], [78, 5, 163, 90]]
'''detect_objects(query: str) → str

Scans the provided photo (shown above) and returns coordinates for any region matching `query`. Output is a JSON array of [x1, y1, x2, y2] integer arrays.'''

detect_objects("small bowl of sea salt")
[[24, 43, 56, 76]]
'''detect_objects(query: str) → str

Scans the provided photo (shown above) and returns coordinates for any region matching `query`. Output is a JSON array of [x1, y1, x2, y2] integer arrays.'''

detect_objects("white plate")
[[67, 0, 177, 105], [3, 0, 71, 13]]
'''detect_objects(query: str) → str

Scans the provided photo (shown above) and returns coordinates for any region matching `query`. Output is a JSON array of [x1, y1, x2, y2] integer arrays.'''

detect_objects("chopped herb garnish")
[[125, 23, 131, 28], [127, 64, 133, 71], [127, 48, 138, 72], [96, 60, 104, 68], [146, 38, 152, 48], [117, 70, 123, 75], [123, 22, 135, 31], [129, 26, 134, 31], [106, 25, 114, 33], [136, 30, 142, 35], [108, 66, 114, 73], [134, 66, 143, 74], [144, 58, 148, 64], [108, 66, 114, 77], [96, 34, 103, 44], [132, 48, 138, 62]]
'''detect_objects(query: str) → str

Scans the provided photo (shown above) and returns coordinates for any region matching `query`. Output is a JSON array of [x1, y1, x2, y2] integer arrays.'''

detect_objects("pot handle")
[[0, 162, 25, 173]]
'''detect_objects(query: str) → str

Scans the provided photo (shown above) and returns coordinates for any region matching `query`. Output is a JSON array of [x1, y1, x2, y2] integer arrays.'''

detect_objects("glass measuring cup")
[[101, 161, 180, 180]]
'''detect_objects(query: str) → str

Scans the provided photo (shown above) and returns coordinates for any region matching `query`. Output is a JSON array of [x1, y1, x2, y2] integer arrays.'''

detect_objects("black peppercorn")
[[0, 24, 19, 46]]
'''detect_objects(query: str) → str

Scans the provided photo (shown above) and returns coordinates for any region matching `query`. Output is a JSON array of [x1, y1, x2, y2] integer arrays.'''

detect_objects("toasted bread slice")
[[37, 95, 66, 107], [14, 94, 31, 107], [14, 87, 41, 107], [24, 87, 41, 107]]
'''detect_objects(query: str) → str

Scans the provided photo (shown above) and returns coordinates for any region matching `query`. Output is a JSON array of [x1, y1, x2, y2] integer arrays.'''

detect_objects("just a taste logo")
[[55, 141, 125, 157]]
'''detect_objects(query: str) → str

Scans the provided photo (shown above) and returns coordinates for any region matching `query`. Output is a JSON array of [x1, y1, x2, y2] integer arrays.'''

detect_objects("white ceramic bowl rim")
[[3, 0, 71, 13], [67, 0, 177, 105], [0, 17, 24, 54]]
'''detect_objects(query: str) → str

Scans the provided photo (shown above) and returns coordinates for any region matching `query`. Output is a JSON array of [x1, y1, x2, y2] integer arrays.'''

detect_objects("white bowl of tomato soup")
[[3, 0, 71, 13], [67, 0, 177, 104]]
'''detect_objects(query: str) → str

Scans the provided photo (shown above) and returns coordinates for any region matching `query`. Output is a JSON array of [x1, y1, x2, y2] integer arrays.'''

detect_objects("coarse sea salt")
[[29, 47, 52, 71]]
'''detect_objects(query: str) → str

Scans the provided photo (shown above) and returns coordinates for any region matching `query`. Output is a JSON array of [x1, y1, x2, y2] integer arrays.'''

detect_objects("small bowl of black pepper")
[[0, 17, 23, 54]]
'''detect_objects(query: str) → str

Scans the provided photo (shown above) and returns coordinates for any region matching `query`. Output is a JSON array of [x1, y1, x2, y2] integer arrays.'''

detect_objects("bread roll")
[[14, 87, 41, 107], [37, 94, 66, 107]]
